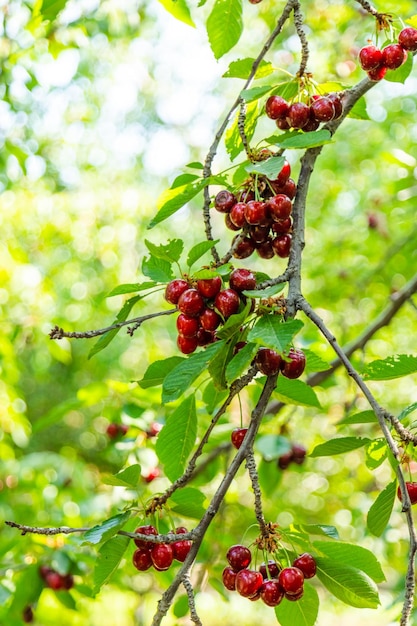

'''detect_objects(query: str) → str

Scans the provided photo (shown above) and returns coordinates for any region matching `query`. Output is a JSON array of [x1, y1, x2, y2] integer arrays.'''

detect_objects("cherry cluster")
[[106, 422, 128, 439], [39, 565, 74, 591], [214, 160, 295, 261], [165, 268, 257, 354], [278, 442, 307, 469], [132, 524, 192, 572], [222, 544, 316, 606], [265, 92, 344, 131], [359, 27, 417, 81]]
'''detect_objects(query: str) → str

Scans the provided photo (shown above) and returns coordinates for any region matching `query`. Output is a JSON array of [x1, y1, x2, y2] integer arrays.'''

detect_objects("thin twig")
[[5, 521, 90, 535], [293, 2, 309, 76], [245, 449, 267, 537], [182, 576, 203, 626]]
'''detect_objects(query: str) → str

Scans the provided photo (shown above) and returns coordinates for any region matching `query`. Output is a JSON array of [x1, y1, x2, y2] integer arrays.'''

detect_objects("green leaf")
[[148, 179, 208, 229], [206, 0, 243, 59], [272, 80, 299, 101], [348, 97, 370, 120], [226, 341, 258, 384], [255, 434, 292, 461], [208, 339, 237, 389], [225, 100, 258, 160], [303, 348, 331, 373], [313, 541, 385, 583], [102, 465, 142, 488], [315, 557, 380, 608], [366, 439, 388, 470], [362, 354, 417, 380], [88, 295, 141, 359], [144, 239, 184, 263], [398, 402, 417, 422], [298, 524, 339, 539], [107, 281, 157, 297], [138, 356, 185, 389], [310, 436, 371, 457], [367, 480, 397, 537], [162, 341, 225, 403], [247, 317, 303, 353], [173, 594, 190, 618], [141, 256, 174, 282], [156, 395, 197, 481], [93, 535, 130, 594], [275, 376, 321, 408], [83, 512, 131, 545], [170, 487, 206, 518], [187, 239, 220, 269], [275, 582, 319, 626], [157, 0, 195, 27], [240, 85, 273, 103], [202, 380, 229, 413], [223, 58, 273, 79], [337, 410, 377, 425], [171, 173, 200, 187], [385, 52, 413, 83], [242, 283, 285, 299], [274, 129, 332, 150], [215, 301, 252, 341], [245, 156, 285, 178], [41, 0, 67, 21]]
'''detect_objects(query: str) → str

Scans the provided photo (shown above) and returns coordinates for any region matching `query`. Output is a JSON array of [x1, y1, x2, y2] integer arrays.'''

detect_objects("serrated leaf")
[[88, 295, 141, 359], [156, 395, 197, 481], [315, 557, 380, 608], [83, 512, 131, 545], [362, 354, 417, 380], [242, 283, 284, 298], [141, 256, 174, 283], [310, 436, 371, 457], [187, 239, 220, 269], [207, 0, 243, 59], [93, 535, 130, 594], [41, 0, 67, 21], [303, 348, 331, 373], [367, 480, 397, 537], [208, 338, 237, 389], [215, 301, 252, 340], [162, 341, 225, 403], [138, 356, 185, 389], [313, 541, 385, 583], [226, 341, 258, 384], [275, 582, 319, 626], [366, 439, 387, 470], [225, 100, 258, 160], [148, 179, 207, 229], [157, 0, 195, 26], [144, 239, 184, 263], [275, 376, 321, 408], [274, 129, 332, 149], [245, 155, 285, 178], [241, 85, 273, 102], [348, 97, 370, 120], [223, 58, 273, 79], [247, 317, 303, 352], [255, 434, 292, 461], [107, 281, 157, 297], [385, 52, 413, 83], [337, 410, 377, 425], [102, 465, 142, 488], [170, 487, 206, 518]]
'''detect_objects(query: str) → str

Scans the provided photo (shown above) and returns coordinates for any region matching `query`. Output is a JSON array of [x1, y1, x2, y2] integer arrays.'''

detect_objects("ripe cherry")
[[229, 268, 256, 293], [245, 200, 269, 225], [255, 348, 282, 376], [249, 224, 270, 244], [278, 566, 304, 595], [398, 27, 417, 51], [172, 527, 192, 562], [214, 190, 236, 213], [106, 423, 126, 438], [259, 560, 280, 579], [382, 43, 407, 70], [177, 334, 198, 354], [144, 468, 160, 483], [225, 213, 240, 231], [177, 289, 205, 318], [327, 92, 343, 119], [359, 45, 382, 71], [133, 548, 153, 571], [176, 313, 200, 338], [231, 427, 248, 449], [276, 117, 291, 130], [367, 65, 387, 81], [146, 422, 163, 437], [272, 234, 292, 258], [256, 240, 274, 259], [232, 236, 256, 259], [278, 450, 294, 470], [229, 202, 248, 228], [292, 443, 307, 464], [292, 553, 317, 578], [134, 525, 158, 549], [285, 587, 304, 601], [272, 217, 292, 235], [222, 566, 237, 590], [165, 279, 189, 305], [397, 482, 417, 505], [200, 308, 221, 332], [45, 571, 65, 590], [273, 160, 291, 187], [226, 545, 252, 572], [286, 102, 311, 129], [151, 543, 173, 571], [268, 194, 292, 221], [260, 579, 285, 607], [281, 348, 306, 379], [196, 328, 215, 346], [62, 574, 74, 590], [265, 95, 289, 120], [311, 96, 335, 122], [196, 276, 222, 299], [271, 177, 296, 199], [235, 569, 264, 598], [215, 289, 241, 319]]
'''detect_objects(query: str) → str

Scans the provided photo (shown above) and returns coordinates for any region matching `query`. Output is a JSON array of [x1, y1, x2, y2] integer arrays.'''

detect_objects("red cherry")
[[133, 548, 153, 571], [286, 102, 311, 129], [134, 525, 158, 549], [144, 468, 160, 483], [397, 482, 417, 505], [177, 334, 198, 354], [229, 202, 248, 228], [267, 194, 292, 221], [272, 217, 292, 235], [259, 560, 280, 579], [272, 234, 291, 258], [327, 92, 343, 119], [311, 96, 335, 122], [176, 313, 200, 338], [359, 45, 382, 71], [277, 450, 294, 470], [226, 545, 252, 572], [398, 27, 417, 51], [214, 190, 236, 213], [265, 95, 289, 120], [382, 43, 407, 70], [229, 268, 256, 293], [260, 579, 285, 606], [200, 308, 221, 332], [249, 224, 270, 244], [256, 240, 274, 259], [172, 534, 192, 562], [196, 276, 222, 299], [151, 543, 173, 571], [215, 289, 240, 319], [244, 200, 269, 226], [255, 348, 282, 376], [281, 348, 306, 379], [271, 177, 296, 199], [292, 553, 317, 578], [276, 117, 291, 130], [235, 569, 263, 598], [222, 566, 237, 590], [273, 160, 291, 187], [292, 443, 307, 464], [146, 422, 163, 437], [106, 423, 120, 439], [232, 236, 256, 259], [196, 328, 215, 346], [367, 65, 387, 81], [45, 571, 65, 590], [302, 111, 320, 132], [285, 587, 304, 601], [177, 289, 205, 318], [231, 427, 248, 450], [225, 213, 240, 231], [62, 573, 74, 590], [278, 566, 304, 595], [39, 565, 53, 580], [165, 279, 189, 305]]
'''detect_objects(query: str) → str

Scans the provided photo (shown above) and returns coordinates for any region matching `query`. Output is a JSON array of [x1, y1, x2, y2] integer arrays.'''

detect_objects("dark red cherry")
[[214, 190, 236, 213], [359, 45, 382, 71], [292, 443, 307, 464], [133, 548, 153, 571], [272, 234, 291, 258], [398, 27, 417, 51], [225, 213, 240, 231], [292, 553, 317, 579], [265, 95, 289, 120], [222, 566, 237, 590], [287, 102, 311, 129], [144, 468, 160, 483], [151, 543, 173, 571], [260, 579, 285, 606], [327, 93, 343, 119], [215, 289, 241, 319], [255, 348, 282, 376], [278, 566, 304, 595], [268, 194, 292, 221], [281, 348, 306, 379], [285, 587, 304, 601], [200, 308, 221, 332], [311, 96, 335, 122], [272, 177, 296, 200], [134, 525, 158, 549], [229, 268, 256, 293], [226, 545, 252, 572], [231, 427, 248, 449], [382, 43, 407, 70], [178, 288, 205, 318], [245, 200, 269, 225], [165, 279, 189, 305], [176, 313, 200, 338], [397, 482, 417, 505], [256, 240, 274, 259], [249, 224, 270, 243], [172, 528, 192, 562], [177, 334, 198, 354], [197, 276, 222, 299], [272, 217, 292, 235], [367, 65, 387, 81], [196, 328, 215, 346], [229, 202, 248, 228], [278, 450, 294, 469], [273, 160, 291, 187], [259, 560, 280, 579], [235, 569, 264, 598], [276, 117, 291, 130], [232, 236, 256, 259], [45, 571, 65, 590], [106, 422, 120, 439]]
